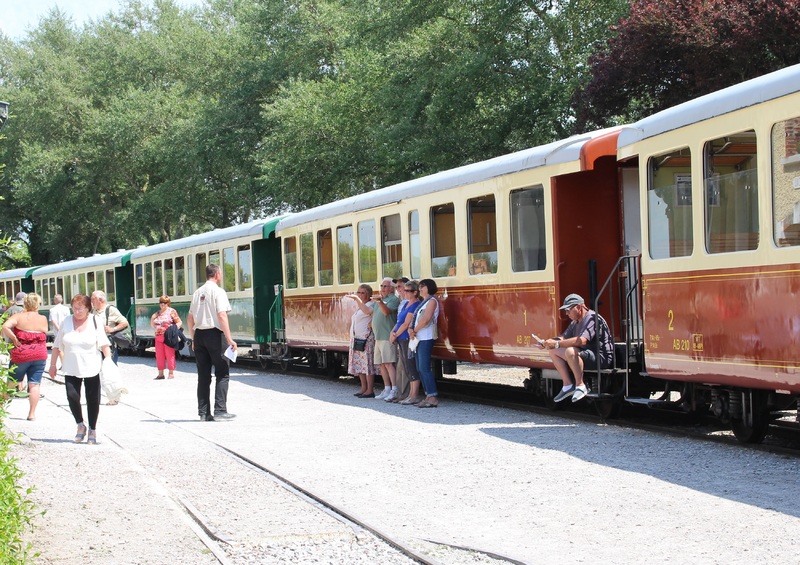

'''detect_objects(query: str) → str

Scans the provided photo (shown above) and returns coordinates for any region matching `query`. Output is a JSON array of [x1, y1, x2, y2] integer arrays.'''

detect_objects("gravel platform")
[[5, 358, 800, 564]]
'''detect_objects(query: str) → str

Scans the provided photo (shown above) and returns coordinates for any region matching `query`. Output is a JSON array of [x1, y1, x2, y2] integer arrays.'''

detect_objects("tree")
[[576, 0, 800, 128]]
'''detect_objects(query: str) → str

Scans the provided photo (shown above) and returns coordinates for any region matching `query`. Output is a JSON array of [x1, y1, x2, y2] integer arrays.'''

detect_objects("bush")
[[0, 310, 36, 564]]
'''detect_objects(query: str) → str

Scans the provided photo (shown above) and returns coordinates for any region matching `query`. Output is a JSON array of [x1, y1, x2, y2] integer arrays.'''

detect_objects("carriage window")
[[42, 278, 50, 305], [195, 253, 207, 285], [105, 270, 115, 302], [95, 271, 104, 292], [431, 203, 456, 277], [87, 271, 96, 294], [63, 277, 71, 302], [409, 211, 421, 279], [13, 280, 21, 297], [164, 259, 174, 297], [223, 247, 236, 292], [57, 277, 64, 299], [381, 214, 403, 279], [468, 195, 498, 274], [772, 117, 800, 247], [358, 220, 377, 282], [176, 257, 186, 295], [285, 237, 298, 289], [337, 226, 355, 285], [136, 264, 144, 299], [144, 263, 153, 298], [510, 187, 546, 272], [317, 229, 333, 286], [154, 261, 163, 297], [300, 233, 315, 287], [647, 148, 693, 259], [238, 245, 252, 291], [704, 131, 758, 253], [209, 250, 220, 266], [37, 280, 44, 302], [78, 273, 86, 296]]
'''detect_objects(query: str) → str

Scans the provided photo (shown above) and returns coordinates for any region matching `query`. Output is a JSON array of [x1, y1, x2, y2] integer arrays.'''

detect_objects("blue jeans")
[[10, 359, 46, 385], [415, 339, 437, 397]]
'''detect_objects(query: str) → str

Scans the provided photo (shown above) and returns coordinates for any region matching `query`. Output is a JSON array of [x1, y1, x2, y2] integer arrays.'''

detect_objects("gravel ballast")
[[5, 358, 800, 564]]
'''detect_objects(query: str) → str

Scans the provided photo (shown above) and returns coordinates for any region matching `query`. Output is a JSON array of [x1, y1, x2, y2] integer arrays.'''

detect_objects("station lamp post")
[[0, 101, 9, 131]]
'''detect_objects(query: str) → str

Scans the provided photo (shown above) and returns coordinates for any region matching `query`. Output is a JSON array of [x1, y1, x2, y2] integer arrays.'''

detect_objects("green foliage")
[[0, 308, 38, 564]]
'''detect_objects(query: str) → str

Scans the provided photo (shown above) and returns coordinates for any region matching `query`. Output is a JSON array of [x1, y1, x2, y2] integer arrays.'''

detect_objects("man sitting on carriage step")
[[540, 294, 613, 403]]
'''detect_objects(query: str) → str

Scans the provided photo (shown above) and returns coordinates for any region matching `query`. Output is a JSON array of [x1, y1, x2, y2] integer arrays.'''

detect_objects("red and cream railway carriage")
[[273, 126, 627, 376], [616, 64, 800, 440]]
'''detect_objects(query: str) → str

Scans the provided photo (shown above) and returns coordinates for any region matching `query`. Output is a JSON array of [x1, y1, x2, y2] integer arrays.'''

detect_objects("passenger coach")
[[127, 217, 285, 355]]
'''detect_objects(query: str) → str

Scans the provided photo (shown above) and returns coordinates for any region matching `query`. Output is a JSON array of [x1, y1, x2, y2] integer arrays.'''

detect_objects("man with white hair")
[[6, 292, 26, 315], [49, 294, 70, 372], [91, 290, 130, 366], [372, 278, 400, 401]]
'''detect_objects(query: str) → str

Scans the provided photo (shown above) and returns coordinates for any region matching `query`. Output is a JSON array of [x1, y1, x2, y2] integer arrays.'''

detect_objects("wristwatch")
[[555, 341, 559, 349]]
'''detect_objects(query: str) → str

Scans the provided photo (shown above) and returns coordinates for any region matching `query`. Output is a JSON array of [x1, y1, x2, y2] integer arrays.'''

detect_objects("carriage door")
[[551, 140, 624, 335]]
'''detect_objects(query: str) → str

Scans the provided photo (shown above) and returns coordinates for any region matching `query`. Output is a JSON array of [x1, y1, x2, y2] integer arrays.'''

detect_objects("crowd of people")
[[347, 277, 441, 408]]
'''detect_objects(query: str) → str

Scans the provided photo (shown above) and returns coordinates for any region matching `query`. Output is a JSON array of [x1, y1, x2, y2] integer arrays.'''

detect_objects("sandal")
[[87, 429, 97, 445], [400, 396, 423, 405], [154, 375, 165, 380], [106, 400, 119, 406], [417, 399, 439, 408], [74, 423, 87, 443]]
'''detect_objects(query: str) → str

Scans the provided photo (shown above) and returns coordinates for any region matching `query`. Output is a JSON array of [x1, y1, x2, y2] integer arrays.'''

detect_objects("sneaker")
[[384, 390, 397, 402], [553, 385, 575, 402], [213, 412, 237, 420], [571, 385, 589, 402], [375, 389, 388, 400]]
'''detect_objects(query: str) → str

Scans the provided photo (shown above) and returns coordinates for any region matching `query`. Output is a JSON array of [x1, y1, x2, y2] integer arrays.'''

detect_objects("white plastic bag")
[[408, 336, 419, 352], [100, 357, 128, 402]]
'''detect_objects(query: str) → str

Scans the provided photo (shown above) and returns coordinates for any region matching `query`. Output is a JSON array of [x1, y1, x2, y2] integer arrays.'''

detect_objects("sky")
[[1, 0, 202, 40]]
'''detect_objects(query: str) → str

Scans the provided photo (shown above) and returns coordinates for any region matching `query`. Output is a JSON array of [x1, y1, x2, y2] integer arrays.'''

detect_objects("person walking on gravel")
[[187, 264, 237, 422], [540, 293, 613, 403]]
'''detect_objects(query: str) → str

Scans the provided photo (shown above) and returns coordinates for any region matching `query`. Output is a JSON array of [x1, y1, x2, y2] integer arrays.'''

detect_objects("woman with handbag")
[[407, 278, 440, 408], [346, 284, 377, 398], [150, 295, 182, 380], [2, 292, 49, 420], [47, 294, 112, 445]]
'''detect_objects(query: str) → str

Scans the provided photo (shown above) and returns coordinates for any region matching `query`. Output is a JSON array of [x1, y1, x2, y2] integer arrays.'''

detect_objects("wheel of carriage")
[[258, 357, 269, 370], [592, 373, 625, 420], [730, 390, 770, 443], [279, 357, 291, 373]]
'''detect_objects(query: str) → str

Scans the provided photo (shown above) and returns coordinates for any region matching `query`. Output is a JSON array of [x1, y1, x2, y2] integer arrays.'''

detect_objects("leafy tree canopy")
[[576, 0, 800, 128]]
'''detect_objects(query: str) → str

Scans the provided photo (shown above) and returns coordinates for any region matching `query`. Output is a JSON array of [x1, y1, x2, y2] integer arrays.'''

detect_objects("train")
[[4, 64, 800, 443]]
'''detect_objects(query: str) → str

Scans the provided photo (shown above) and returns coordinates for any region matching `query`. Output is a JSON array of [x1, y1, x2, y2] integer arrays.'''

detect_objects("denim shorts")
[[10, 359, 46, 385]]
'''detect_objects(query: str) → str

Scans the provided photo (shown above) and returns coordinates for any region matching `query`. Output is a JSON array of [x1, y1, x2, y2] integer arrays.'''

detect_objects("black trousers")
[[194, 328, 230, 417], [65, 375, 101, 429]]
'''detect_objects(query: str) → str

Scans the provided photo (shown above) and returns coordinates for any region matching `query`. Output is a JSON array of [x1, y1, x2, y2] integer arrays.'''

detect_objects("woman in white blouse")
[[48, 294, 112, 445]]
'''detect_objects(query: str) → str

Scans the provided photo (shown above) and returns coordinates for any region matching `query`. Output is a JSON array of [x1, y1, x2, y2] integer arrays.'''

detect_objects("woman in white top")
[[407, 278, 440, 408], [48, 294, 112, 445]]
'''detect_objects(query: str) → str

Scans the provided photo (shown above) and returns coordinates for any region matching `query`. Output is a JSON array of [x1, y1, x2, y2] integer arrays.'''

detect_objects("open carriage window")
[[772, 117, 800, 247], [647, 148, 693, 259]]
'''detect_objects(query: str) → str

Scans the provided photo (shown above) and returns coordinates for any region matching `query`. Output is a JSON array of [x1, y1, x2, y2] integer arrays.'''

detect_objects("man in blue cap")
[[540, 293, 613, 402]]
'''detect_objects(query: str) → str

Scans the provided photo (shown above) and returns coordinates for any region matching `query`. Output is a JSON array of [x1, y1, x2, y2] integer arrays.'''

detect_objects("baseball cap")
[[559, 293, 585, 310]]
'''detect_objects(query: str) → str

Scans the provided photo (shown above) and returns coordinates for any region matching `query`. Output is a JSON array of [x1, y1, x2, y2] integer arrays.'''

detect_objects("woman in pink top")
[[150, 295, 182, 379], [2, 292, 49, 420]]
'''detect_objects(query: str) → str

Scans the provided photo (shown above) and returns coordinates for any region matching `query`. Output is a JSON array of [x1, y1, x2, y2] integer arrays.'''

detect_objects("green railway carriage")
[[126, 217, 285, 357], [31, 250, 135, 336], [0, 266, 39, 306]]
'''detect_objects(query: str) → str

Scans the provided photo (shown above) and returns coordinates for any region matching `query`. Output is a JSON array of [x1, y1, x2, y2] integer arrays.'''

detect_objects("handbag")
[[352, 330, 371, 352], [106, 307, 133, 349]]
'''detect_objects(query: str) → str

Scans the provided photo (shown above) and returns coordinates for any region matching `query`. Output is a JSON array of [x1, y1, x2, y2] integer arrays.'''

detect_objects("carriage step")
[[585, 392, 617, 400], [625, 397, 671, 406]]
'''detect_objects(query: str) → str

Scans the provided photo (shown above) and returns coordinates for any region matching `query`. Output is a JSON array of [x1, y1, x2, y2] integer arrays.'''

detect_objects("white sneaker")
[[571, 384, 589, 402], [375, 389, 388, 400], [384, 390, 397, 402]]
